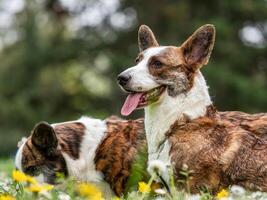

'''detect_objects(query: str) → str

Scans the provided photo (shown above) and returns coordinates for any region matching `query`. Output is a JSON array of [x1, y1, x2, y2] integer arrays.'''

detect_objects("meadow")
[[0, 1, 266, 200], [1, 158, 267, 200]]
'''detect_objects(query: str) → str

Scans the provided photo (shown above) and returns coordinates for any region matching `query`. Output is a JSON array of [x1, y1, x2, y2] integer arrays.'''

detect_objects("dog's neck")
[[144, 71, 212, 155]]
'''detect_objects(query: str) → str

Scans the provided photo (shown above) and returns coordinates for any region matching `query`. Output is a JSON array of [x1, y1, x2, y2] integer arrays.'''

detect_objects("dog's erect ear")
[[32, 122, 57, 150], [181, 24, 215, 69], [138, 25, 159, 51]]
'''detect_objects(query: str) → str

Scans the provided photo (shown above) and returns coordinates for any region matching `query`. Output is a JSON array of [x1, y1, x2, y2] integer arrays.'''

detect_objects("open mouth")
[[121, 86, 166, 116]]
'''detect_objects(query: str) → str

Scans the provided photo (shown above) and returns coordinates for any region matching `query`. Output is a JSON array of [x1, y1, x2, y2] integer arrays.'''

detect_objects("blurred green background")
[[0, 0, 266, 156]]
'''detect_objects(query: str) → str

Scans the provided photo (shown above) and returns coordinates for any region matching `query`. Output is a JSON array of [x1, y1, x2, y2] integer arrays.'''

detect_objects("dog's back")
[[168, 109, 267, 193], [219, 111, 267, 138]]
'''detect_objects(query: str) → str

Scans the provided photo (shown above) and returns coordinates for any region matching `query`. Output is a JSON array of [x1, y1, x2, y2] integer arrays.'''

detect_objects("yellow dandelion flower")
[[216, 189, 229, 199], [138, 182, 151, 194], [0, 195, 15, 200], [26, 184, 54, 193], [76, 183, 104, 200], [90, 192, 104, 200], [12, 170, 39, 185], [55, 172, 65, 179], [12, 170, 28, 182], [26, 176, 38, 184]]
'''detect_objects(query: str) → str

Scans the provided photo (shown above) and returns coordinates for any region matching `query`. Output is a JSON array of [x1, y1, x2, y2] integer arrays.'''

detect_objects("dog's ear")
[[32, 121, 57, 151], [181, 24, 215, 69], [138, 25, 159, 51]]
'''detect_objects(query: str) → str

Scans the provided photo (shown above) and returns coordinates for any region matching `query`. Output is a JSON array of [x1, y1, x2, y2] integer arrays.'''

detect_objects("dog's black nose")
[[117, 74, 131, 86]]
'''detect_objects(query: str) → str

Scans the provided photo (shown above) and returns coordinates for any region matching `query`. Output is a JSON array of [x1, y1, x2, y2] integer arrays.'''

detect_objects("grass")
[[1, 157, 267, 200], [0, 158, 13, 175]]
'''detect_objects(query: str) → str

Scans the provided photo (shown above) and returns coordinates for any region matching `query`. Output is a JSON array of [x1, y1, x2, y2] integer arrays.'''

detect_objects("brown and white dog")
[[117, 24, 267, 193], [15, 116, 145, 197]]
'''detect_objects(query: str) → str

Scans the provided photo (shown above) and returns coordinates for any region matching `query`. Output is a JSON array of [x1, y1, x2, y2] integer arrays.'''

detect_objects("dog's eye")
[[135, 57, 140, 63], [153, 60, 162, 68]]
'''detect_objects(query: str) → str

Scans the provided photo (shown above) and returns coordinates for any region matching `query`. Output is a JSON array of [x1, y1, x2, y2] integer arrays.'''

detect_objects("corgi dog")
[[117, 24, 267, 193], [15, 116, 146, 197]]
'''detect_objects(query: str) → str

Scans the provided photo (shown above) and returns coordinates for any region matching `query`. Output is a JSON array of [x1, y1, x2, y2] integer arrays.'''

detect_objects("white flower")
[[58, 192, 71, 200], [230, 185, 245, 196], [147, 160, 168, 175], [187, 194, 201, 200], [0, 182, 10, 192], [250, 191, 264, 199], [155, 197, 165, 200]]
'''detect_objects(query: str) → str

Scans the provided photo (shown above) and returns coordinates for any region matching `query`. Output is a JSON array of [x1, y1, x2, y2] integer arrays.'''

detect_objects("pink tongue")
[[121, 93, 143, 116]]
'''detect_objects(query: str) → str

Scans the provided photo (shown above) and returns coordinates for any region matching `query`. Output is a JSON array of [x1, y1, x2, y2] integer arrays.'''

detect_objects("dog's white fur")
[[61, 116, 113, 197], [15, 140, 26, 172], [123, 46, 212, 182], [61, 117, 107, 181]]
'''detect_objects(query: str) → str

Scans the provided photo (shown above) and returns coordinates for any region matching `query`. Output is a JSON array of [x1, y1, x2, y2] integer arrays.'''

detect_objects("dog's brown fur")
[[95, 117, 145, 195], [168, 107, 267, 193], [220, 111, 267, 139]]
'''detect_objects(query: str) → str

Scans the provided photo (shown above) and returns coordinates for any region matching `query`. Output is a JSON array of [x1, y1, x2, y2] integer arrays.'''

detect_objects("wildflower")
[[187, 194, 201, 200], [12, 170, 28, 182], [26, 183, 54, 193], [147, 160, 168, 175], [216, 189, 229, 199], [0, 195, 15, 200], [230, 185, 245, 196], [26, 176, 38, 184], [58, 192, 71, 200], [12, 170, 38, 185], [111, 197, 120, 200], [138, 182, 151, 193], [76, 183, 103, 200], [0, 182, 10, 192], [250, 191, 264, 199]]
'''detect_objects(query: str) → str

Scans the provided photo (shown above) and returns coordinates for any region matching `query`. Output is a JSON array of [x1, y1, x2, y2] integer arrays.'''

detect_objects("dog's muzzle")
[[117, 73, 131, 87]]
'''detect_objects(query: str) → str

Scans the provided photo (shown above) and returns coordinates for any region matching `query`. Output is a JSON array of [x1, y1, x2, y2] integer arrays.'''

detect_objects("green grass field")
[[1, 157, 267, 200], [0, 158, 13, 175]]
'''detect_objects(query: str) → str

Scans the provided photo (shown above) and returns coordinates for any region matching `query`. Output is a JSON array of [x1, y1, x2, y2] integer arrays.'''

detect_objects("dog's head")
[[15, 122, 67, 184], [118, 24, 215, 116]]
